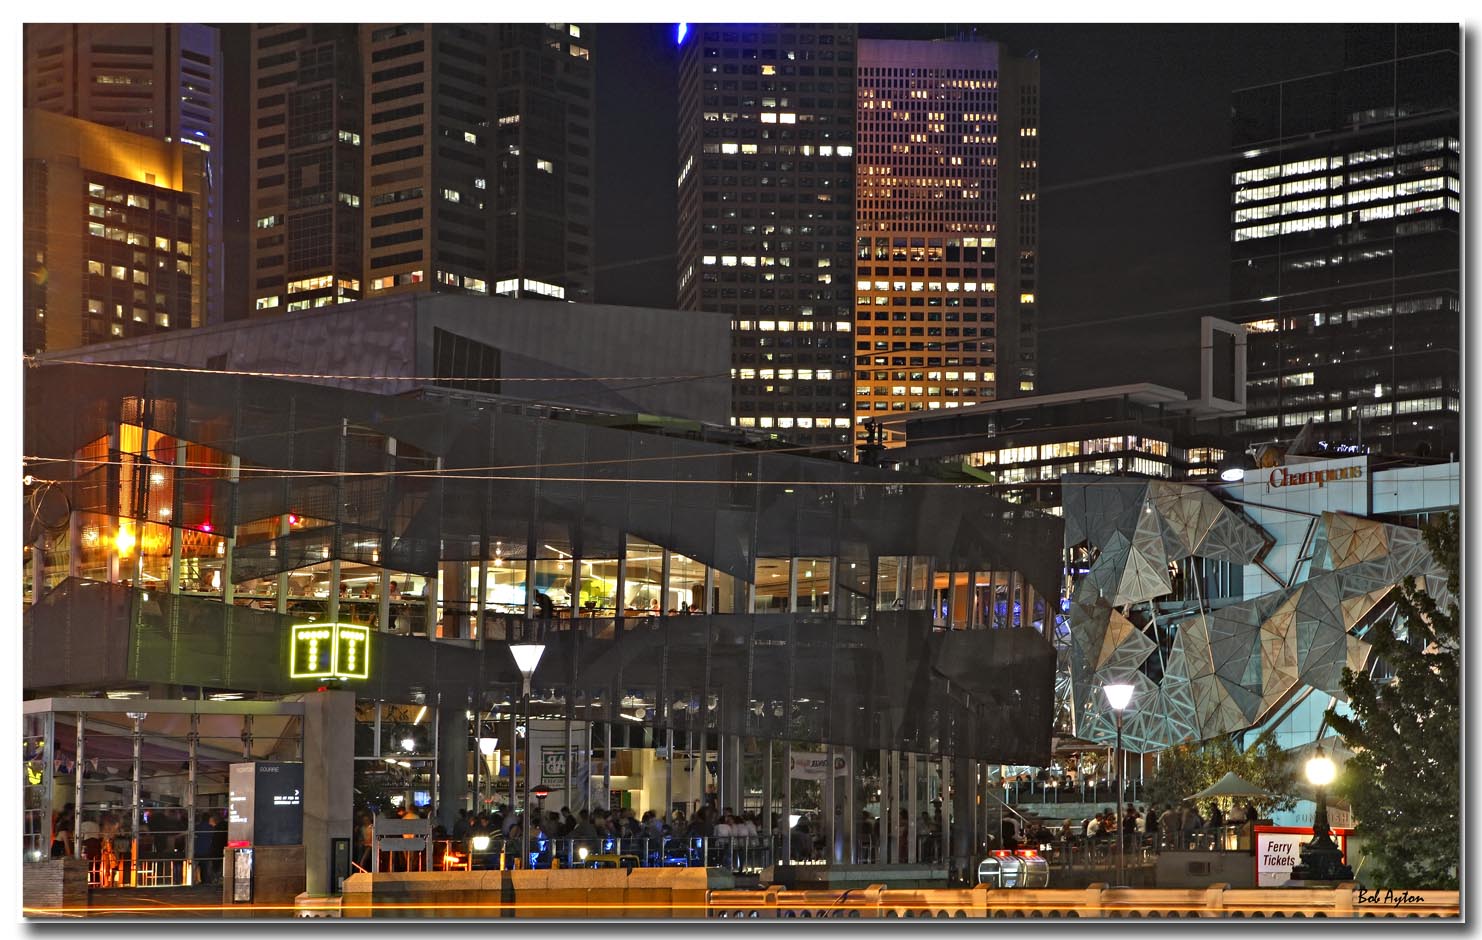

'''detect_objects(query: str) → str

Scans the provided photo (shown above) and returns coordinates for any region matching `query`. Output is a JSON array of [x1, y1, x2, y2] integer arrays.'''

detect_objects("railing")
[[1000, 781, 1146, 805], [437, 835, 779, 873], [85, 855, 220, 888], [707, 884, 1461, 919]]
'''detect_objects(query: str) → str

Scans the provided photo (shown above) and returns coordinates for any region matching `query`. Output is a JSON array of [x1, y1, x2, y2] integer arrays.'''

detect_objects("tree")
[[1326, 512, 1459, 890], [1143, 730, 1298, 817]]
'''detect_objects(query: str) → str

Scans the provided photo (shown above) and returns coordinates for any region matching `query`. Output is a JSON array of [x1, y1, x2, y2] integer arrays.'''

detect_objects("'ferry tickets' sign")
[[1254, 825, 1351, 886]]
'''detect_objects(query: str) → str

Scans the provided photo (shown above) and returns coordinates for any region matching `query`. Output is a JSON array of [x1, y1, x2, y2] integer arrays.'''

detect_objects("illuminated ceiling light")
[[414, 705, 427, 725], [478, 737, 499, 756], [400, 737, 416, 753]]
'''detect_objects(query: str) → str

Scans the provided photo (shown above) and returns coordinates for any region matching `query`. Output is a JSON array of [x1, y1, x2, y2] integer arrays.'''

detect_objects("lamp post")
[[1291, 746, 1352, 882], [1103, 683, 1134, 887], [510, 642, 546, 867]]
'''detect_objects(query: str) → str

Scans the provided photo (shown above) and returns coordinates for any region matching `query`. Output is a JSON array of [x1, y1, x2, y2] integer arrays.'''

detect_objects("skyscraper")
[[491, 24, 597, 303], [675, 24, 859, 455], [25, 23, 224, 325], [854, 38, 1039, 448], [1229, 25, 1460, 458], [249, 24, 364, 315], [24, 109, 206, 352], [248, 23, 595, 316]]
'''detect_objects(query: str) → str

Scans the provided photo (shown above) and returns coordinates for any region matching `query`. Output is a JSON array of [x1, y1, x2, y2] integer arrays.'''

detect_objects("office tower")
[[490, 24, 596, 303], [854, 38, 1039, 448], [25, 24, 224, 326], [1229, 25, 1460, 458], [24, 110, 206, 352], [675, 24, 859, 454], [248, 24, 364, 315], [248, 23, 595, 316]]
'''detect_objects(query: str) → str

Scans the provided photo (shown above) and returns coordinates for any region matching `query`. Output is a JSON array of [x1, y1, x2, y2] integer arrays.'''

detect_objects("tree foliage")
[[1144, 729, 1298, 816], [1326, 512, 1459, 890]]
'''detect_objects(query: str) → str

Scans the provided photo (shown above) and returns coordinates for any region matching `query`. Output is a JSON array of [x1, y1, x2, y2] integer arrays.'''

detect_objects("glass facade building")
[[675, 23, 860, 455], [1229, 24, 1460, 458], [855, 39, 1040, 447], [24, 360, 1061, 871]]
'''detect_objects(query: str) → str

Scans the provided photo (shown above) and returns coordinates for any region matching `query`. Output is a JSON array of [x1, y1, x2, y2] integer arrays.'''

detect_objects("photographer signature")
[[1356, 889, 1425, 907]]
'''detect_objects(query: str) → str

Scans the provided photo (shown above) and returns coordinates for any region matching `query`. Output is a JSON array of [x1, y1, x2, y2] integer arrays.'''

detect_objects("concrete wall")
[[341, 866, 732, 919], [224, 844, 306, 908]]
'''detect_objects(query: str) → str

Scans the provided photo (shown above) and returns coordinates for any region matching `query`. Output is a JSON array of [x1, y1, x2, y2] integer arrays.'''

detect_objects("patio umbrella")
[[1190, 771, 1273, 801]]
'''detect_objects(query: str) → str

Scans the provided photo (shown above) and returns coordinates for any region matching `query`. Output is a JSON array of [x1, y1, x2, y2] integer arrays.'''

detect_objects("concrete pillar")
[[298, 690, 355, 897], [73, 715, 86, 859], [781, 741, 792, 864], [907, 752, 919, 863], [435, 699, 465, 829], [843, 747, 855, 863], [878, 749, 891, 866], [823, 743, 836, 860], [762, 739, 774, 850], [952, 757, 974, 879], [186, 714, 198, 885]]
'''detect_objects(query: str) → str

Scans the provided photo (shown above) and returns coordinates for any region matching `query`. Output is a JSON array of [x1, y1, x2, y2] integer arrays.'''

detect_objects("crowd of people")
[[1026, 798, 1264, 859], [49, 804, 230, 887]]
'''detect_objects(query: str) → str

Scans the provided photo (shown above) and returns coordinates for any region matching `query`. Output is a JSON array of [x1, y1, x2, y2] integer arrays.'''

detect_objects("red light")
[[1016, 849, 1038, 858], [317, 686, 328, 692], [201, 523, 212, 533], [227, 840, 249, 848], [288, 514, 300, 525], [992, 850, 1011, 857]]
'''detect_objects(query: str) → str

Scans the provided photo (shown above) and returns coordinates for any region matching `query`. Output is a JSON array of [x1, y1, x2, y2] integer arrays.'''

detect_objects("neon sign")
[[288, 622, 371, 680]]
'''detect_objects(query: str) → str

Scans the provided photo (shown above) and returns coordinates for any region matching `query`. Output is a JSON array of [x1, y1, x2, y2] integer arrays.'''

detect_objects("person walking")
[[1159, 803, 1181, 853]]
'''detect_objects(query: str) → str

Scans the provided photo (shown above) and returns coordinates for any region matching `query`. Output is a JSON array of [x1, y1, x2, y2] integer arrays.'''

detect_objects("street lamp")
[[510, 642, 545, 867], [1103, 683, 1135, 887], [1291, 746, 1353, 882], [477, 737, 498, 811]]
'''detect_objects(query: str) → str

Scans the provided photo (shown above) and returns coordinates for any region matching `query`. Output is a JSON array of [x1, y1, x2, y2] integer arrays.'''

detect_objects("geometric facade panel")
[[1065, 487, 1444, 752]]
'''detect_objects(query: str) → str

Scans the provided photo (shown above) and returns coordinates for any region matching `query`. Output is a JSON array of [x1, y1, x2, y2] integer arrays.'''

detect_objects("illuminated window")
[[536, 159, 555, 173], [255, 296, 280, 310]]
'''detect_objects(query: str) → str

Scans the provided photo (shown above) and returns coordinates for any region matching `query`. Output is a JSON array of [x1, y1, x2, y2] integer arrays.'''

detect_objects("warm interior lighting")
[[1103, 683, 1135, 711], [470, 834, 491, 852], [478, 737, 499, 757], [400, 737, 416, 753], [114, 523, 137, 557]]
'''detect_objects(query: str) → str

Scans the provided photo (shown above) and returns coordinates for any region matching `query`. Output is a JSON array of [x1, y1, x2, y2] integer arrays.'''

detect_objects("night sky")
[[594, 23, 1349, 393]]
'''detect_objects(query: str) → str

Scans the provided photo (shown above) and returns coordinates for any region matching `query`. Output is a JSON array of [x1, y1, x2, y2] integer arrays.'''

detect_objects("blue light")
[[676, 23, 688, 45]]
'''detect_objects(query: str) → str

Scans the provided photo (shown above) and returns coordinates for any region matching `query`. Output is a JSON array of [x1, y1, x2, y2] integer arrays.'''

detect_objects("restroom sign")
[[289, 622, 371, 680]]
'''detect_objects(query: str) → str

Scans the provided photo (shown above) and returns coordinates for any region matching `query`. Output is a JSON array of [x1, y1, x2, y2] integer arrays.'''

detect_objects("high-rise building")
[[1229, 25, 1460, 458], [25, 24, 224, 325], [248, 23, 595, 316], [24, 109, 206, 352], [248, 24, 365, 315], [491, 24, 596, 303], [675, 23, 859, 455], [854, 38, 1039, 448]]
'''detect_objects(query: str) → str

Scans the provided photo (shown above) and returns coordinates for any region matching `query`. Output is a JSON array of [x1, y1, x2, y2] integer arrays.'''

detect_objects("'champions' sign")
[[1267, 464, 1363, 492]]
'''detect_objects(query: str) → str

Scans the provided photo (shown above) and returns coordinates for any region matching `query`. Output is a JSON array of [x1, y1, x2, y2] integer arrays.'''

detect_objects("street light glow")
[[510, 643, 546, 679], [1306, 751, 1336, 786], [1103, 683, 1135, 711]]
